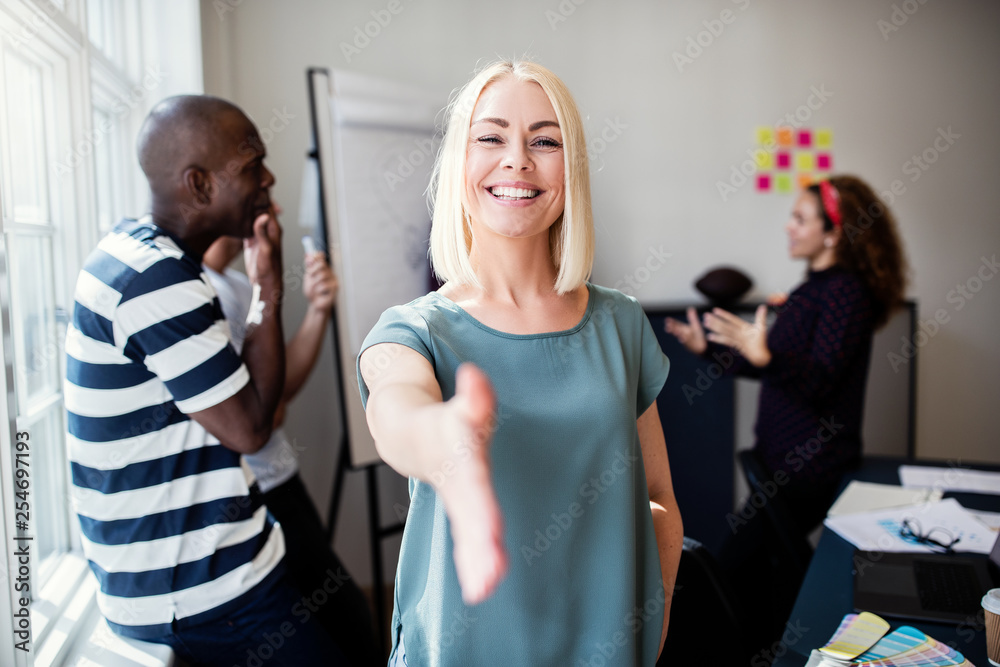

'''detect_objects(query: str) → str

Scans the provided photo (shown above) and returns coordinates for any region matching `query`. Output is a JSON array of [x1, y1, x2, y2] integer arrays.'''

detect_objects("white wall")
[[200, 0, 1000, 586]]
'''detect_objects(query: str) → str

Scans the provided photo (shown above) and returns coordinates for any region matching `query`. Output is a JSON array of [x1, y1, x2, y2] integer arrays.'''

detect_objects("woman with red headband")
[[667, 174, 907, 643], [667, 175, 908, 534]]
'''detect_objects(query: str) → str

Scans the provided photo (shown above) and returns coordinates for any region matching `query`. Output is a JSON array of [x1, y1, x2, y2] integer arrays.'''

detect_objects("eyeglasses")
[[899, 518, 961, 553]]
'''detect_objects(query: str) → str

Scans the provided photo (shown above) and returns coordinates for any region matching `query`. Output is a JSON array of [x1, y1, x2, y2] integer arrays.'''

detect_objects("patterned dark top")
[[715, 266, 876, 487]]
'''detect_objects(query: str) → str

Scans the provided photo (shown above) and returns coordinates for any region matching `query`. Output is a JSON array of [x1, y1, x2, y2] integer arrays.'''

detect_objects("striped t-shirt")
[[64, 218, 285, 639]]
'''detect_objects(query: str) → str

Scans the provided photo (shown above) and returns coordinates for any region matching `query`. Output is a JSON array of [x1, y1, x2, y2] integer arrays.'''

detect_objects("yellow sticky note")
[[756, 126, 775, 147], [816, 128, 833, 148], [776, 174, 793, 194], [796, 152, 815, 171], [753, 149, 774, 169]]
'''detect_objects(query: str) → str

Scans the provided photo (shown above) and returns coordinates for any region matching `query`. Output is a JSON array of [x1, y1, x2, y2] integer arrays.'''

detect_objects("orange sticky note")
[[777, 127, 795, 147], [797, 173, 814, 188]]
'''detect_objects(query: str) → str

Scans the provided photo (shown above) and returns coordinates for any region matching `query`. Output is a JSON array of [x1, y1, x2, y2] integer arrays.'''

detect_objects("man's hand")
[[244, 208, 283, 287]]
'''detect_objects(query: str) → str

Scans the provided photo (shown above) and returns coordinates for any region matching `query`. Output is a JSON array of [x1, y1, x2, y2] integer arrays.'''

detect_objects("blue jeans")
[[151, 570, 349, 667]]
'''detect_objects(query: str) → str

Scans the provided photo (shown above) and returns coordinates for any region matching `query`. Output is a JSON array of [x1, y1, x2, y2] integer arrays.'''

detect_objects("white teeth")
[[490, 186, 539, 200]]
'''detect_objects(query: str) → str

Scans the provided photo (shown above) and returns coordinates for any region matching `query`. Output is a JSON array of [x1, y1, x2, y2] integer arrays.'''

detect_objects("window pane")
[[3, 51, 50, 223], [7, 233, 61, 410], [86, 0, 106, 54], [93, 107, 116, 233]]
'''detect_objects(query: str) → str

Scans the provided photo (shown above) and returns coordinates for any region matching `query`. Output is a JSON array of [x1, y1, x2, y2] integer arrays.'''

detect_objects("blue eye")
[[533, 138, 562, 148]]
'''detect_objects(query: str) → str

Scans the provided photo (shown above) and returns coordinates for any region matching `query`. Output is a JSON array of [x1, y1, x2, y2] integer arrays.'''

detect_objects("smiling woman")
[[357, 60, 684, 666]]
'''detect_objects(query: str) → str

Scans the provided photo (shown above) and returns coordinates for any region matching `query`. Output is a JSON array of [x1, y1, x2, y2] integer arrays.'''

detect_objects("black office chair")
[[656, 537, 749, 665], [738, 449, 813, 581]]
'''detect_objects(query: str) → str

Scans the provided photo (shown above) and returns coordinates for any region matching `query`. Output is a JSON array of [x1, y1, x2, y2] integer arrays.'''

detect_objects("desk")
[[772, 457, 1000, 667]]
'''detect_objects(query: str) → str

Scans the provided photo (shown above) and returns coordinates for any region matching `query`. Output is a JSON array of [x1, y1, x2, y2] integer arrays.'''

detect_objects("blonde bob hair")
[[428, 60, 594, 295]]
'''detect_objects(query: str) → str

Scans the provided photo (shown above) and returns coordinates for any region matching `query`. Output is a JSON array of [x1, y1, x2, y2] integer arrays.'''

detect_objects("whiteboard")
[[308, 68, 442, 467]]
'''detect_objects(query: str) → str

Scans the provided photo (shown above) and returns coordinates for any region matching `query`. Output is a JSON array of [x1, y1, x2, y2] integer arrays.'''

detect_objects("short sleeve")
[[357, 304, 435, 410], [636, 305, 670, 415], [118, 265, 248, 414]]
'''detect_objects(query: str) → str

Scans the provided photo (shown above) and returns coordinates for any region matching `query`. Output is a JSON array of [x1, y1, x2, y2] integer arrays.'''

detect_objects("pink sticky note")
[[817, 153, 832, 170], [757, 174, 771, 192], [798, 130, 812, 147], [777, 152, 791, 169]]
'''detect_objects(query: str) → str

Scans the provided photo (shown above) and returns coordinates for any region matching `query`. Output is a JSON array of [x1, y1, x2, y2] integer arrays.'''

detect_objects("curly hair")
[[808, 175, 908, 329]]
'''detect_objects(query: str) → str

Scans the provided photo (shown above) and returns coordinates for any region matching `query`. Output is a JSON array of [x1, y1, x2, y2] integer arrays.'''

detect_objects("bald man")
[[64, 96, 348, 665]]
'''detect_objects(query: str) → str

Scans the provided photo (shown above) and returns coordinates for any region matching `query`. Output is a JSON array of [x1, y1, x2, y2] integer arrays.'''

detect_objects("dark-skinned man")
[[64, 95, 348, 665]]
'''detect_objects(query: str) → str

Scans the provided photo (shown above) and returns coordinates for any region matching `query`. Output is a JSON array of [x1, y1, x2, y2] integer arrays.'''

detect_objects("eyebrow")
[[471, 117, 560, 132]]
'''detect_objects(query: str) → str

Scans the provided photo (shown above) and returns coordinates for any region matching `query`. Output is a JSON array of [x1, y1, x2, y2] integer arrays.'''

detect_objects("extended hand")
[[703, 304, 772, 367], [665, 306, 707, 355], [435, 364, 508, 605]]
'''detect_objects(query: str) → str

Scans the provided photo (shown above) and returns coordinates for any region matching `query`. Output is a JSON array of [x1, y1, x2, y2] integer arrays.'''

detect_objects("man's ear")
[[183, 167, 213, 206]]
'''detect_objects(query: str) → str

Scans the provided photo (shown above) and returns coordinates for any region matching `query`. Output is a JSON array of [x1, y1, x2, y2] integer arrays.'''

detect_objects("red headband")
[[819, 180, 842, 227]]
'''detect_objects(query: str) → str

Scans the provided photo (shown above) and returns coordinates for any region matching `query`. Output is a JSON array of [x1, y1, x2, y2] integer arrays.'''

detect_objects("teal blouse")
[[358, 283, 670, 666]]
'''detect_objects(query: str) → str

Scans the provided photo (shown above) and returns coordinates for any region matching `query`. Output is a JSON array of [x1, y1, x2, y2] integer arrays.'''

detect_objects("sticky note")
[[756, 126, 776, 147], [796, 152, 815, 171], [777, 151, 791, 169], [776, 173, 793, 194], [817, 153, 832, 171], [797, 173, 814, 189], [816, 128, 833, 148], [753, 149, 774, 169], [777, 127, 794, 146], [797, 130, 812, 147], [757, 174, 771, 192]]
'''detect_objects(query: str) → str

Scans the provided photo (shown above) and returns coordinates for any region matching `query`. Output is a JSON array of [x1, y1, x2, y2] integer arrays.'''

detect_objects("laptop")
[[853, 530, 1000, 623]]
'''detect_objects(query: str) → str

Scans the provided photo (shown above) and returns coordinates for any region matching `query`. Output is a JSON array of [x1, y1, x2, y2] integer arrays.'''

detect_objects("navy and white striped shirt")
[[65, 218, 285, 639]]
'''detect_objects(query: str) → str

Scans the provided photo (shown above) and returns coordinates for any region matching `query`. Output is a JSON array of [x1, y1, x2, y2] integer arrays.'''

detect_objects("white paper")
[[898, 465, 1000, 495], [823, 497, 998, 554], [827, 481, 943, 517]]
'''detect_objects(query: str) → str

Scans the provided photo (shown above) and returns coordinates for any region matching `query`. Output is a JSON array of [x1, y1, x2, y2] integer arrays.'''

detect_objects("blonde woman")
[[359, 61, 682, 666]]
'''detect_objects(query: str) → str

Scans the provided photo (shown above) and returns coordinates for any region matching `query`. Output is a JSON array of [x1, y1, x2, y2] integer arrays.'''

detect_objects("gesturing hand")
[[435, 363, 509, 605], [664, 306, 708, 355], [703, 304, 772, 368]]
